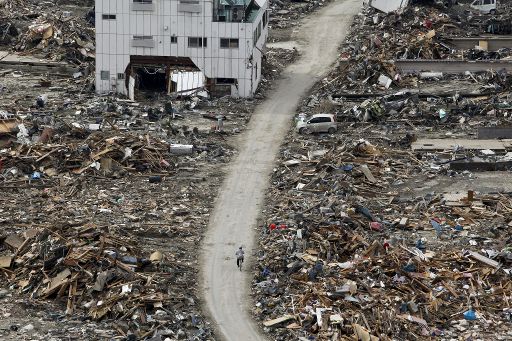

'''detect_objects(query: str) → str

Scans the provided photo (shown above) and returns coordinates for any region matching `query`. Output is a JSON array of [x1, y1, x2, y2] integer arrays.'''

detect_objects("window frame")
[[188, 37, 207, 48], [220, 38, 239, 49], [100, 71, 110, 80]]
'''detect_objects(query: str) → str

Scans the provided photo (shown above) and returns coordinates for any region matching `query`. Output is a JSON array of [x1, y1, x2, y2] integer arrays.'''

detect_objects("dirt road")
[[201, 1, 362, 340]]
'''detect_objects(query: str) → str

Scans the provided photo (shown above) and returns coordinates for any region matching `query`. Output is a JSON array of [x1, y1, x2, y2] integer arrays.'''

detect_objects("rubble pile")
[[0, 172, 218, 339], [252, 2, 512, 340], [305, 4, 512, 111], [0, 92, 244, 339], [1, 127, 234, 178], [269, 0, 331, 29], [253, 134, 512, 340], [341, 4, 512, 62], [0, 96, 238, 339], [0, 0, 94, 65], [257, 47, 300, 95]]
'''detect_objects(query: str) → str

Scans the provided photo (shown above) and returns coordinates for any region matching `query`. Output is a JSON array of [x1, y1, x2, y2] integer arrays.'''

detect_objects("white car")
[[296, 114, 337, 134], [470, 0, 497, 14]]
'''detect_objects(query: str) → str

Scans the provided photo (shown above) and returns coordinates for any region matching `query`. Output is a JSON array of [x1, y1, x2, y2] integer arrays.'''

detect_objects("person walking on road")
[[235, 246, 245, 270]]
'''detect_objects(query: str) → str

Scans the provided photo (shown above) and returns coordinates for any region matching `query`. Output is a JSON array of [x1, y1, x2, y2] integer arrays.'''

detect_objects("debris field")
[[253, 2, 512, 341]]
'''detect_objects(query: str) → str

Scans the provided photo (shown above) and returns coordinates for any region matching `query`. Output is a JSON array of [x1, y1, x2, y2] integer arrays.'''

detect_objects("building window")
[[178, 0, 201, 13], [188, 37, 207, 48], [100, 71, 110, 80], [132, 0, 154, 11], [254, 22, 262, 46], [117, 73, 125, 80], [220, 38, 239, 49], [132, 35, 155, 48], [263, 12, 267, 27], [102, 14, 116, 20], [171, 36, 178, 44]]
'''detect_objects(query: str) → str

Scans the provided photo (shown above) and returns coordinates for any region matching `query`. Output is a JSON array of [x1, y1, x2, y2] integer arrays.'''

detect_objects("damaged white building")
[[95, 0, 268, 98]]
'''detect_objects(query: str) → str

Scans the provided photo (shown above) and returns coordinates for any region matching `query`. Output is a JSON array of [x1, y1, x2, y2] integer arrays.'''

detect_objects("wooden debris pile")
[[1, 131, 194, 178], [0, 221, 210, 338], [253, 134, 512, 340], [0, 0, 95, 64], [0, 223, 151, 317]]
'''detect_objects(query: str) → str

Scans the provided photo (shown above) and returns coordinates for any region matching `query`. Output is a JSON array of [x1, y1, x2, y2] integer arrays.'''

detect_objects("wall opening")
[[134, 66, 167, 92], [127, 56, 202, 99], [206, 78, 237, 97]]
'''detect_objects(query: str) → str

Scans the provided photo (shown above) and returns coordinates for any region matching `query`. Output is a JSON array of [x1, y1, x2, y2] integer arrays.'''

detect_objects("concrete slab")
[[412, 139, 512, 151], [478, 127, 512, 139], [398, 172, 512, 199], [0, 50, 78, 75], [449, 159, 512, 171], [339, 59, 512, 73]]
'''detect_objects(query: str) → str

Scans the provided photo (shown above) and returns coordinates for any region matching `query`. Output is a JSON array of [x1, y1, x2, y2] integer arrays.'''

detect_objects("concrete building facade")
[[95, 0, 268, 98]]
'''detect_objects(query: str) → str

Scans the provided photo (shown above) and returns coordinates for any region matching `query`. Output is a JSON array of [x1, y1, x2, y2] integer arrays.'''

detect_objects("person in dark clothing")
[[235, 246, 245, 269]]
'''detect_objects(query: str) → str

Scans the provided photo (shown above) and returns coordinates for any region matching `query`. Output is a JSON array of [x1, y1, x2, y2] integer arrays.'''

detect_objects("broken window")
[[220, 38, 239, 49], [100, 71, 110, 80], [188, 37, 207, 48], [102, 14, 116, 20]]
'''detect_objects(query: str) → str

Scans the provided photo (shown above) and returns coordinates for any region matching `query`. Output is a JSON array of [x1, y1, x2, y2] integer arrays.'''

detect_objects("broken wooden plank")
[[263, 315, 295, 327], [353, 323, 379, 341], [0, 256, 13, 268], [91, 147, 114, 161], [42, 268, 71, 297], [4, 234, 24, 250], [0, 119, 17, 134], [465, 250, 501, 269]]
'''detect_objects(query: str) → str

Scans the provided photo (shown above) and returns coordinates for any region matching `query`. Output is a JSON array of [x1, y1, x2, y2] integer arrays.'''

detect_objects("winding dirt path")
[[201, 1, 362, 339]]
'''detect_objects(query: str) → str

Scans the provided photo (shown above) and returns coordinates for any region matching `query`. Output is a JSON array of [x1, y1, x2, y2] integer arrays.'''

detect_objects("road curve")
[[201, 1, 362, 340]]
